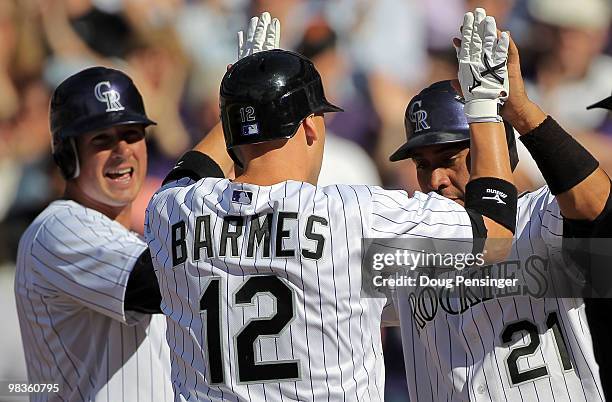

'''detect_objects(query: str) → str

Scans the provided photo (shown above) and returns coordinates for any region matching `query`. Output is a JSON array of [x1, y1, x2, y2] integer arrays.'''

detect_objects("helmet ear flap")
[[53, 137, 80, 179]]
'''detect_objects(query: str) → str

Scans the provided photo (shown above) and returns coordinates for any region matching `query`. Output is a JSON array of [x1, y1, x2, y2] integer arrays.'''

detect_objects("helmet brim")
[[58, 111, 157, 138], [587, 95, 612, 110], [389, 131, 469, 162], [313, 100, 344, 114]]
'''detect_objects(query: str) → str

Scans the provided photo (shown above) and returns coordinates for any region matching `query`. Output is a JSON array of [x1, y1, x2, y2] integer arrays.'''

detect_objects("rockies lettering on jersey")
[[395, 186, 605, 402], [15, 200, 173, 402], [145, 177, 475, 402]]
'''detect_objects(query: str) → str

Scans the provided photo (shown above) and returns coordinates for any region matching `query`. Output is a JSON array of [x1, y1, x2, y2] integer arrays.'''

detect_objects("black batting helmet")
[[389, 80, 519, 170], [219, 49, 343, 166], [50, 66, 156, 179]]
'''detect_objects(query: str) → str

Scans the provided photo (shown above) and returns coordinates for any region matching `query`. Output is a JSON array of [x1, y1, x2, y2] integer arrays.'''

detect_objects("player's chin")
[[105, 194, 138, 208], [104, 185, 141, 206]]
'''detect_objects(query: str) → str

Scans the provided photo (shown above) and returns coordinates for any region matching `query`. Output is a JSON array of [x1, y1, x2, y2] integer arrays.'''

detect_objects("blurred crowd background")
[[0, 0, 610, 400]]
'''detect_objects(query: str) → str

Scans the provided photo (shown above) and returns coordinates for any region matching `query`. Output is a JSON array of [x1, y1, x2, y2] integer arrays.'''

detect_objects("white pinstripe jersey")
[[145, 177, 475, 402], [15, 200, 173, 402], [396, 186, 605, 402]]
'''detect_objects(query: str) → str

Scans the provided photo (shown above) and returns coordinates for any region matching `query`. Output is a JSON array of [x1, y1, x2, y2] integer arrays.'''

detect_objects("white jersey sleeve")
[[28, 201, 146, 324], [516, 185, 564, 248], [368, 188, 475, 240]]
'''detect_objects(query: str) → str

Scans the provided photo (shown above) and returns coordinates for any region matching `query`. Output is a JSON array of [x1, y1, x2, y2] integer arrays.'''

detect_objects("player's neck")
[[63, 186, 133, 228], [235, 154, 316, 186], [234, 170, 313, 186]]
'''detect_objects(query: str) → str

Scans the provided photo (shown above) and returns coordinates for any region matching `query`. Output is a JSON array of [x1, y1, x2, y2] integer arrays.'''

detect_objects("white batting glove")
[[457, 8, 509, 123], [237, 11, 281, 60]]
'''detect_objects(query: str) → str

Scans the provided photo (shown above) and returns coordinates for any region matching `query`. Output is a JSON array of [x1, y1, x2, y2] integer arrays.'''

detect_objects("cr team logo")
[[408, 100, 430, 133], [94, 81, 125, 112]]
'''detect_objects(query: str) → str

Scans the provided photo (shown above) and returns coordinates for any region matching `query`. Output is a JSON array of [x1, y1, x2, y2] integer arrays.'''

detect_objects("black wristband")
[[519, 116, 599, 195], [163, 151, 224, 185], [465, 177, 518, 233]]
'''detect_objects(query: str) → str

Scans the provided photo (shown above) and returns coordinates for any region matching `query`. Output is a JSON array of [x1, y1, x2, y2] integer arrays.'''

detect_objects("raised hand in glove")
[[457, 8, 509, 124], [237, 11, 281, 60]]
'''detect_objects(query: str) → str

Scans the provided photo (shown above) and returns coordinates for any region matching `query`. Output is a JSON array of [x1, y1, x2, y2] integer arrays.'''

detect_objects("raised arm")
[[501, 34, 610, 221], [457, 9, 517, 262]]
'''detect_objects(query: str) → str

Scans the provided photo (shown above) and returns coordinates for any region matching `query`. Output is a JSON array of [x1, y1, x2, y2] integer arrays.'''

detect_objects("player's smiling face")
[[72, 124, 147, 208], [412, 143, 470, 205]]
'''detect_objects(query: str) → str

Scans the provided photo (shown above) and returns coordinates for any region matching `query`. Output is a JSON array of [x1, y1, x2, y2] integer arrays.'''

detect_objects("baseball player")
[[14, 67, 175, 401], [145, 12, 518, 401], [576, 94, 612, 399], [389, 8, 610, 401]]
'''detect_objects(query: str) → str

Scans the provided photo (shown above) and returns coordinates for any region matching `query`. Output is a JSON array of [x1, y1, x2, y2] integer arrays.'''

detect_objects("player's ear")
[[302, 114, 318, 146]]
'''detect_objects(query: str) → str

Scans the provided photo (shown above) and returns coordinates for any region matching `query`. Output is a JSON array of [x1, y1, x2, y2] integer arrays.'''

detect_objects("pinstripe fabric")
[[396, 186, 605, 402], [145, 178, 474, 401], [15, 200, 173, 402]]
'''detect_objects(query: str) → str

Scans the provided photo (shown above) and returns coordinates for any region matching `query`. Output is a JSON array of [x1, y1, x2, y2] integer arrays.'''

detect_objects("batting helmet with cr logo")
[[49, 66, 156, 179], [389, 80, 519, 170]]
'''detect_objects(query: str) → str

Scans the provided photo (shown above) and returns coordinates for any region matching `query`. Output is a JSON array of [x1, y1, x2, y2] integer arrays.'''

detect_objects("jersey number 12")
[[200, 275, 300, 384]]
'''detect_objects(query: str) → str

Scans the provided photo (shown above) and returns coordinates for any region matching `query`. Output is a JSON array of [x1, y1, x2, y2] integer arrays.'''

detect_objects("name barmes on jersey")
[[171, 212, 327, 266]]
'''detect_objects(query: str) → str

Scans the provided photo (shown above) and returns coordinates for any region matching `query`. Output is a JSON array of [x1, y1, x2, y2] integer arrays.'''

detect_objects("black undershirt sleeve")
[[563, 180, 612, 236], [124, 249, 162, 314], [562, 184, 612, 400], [163, 151, 224, 185]]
